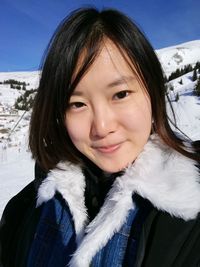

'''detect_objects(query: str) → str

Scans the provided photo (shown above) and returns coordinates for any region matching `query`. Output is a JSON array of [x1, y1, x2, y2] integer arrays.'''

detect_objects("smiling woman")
[[0, 7, 200, 267], [65, 40, 152, 173]]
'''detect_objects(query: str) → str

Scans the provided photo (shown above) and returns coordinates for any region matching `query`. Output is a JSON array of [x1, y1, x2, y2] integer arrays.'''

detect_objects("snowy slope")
[[0, 40, 200, 217], [167, 71, 200, 140], [0, 70, 39, 107], [0, 71, 40, 89], [0, 144, 34, 217], [0, 72, 39, 216], [156, 40, 200, 76], [0, 83, 22, 106]]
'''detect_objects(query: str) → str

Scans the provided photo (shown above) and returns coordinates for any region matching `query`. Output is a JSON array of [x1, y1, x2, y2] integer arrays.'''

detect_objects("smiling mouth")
[[94, 143, 122, 154]]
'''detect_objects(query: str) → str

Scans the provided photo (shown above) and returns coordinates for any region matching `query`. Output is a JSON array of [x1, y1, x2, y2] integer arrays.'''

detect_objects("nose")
[[90, 104, 117, 139]]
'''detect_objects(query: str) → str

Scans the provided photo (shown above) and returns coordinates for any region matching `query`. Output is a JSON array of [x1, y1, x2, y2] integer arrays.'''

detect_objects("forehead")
[[94, 40, 132, 70], [74, 39, 141, 88]]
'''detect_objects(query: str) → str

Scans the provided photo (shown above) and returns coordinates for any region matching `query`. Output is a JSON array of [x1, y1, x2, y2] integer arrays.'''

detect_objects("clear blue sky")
[[0, 0, 199, 72]]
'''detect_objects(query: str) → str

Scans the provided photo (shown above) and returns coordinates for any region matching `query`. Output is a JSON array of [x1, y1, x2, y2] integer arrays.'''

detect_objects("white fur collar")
[[37, 135, 200, 267]]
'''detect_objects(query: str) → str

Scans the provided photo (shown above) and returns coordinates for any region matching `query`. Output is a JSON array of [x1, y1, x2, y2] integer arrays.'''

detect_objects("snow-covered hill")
[[0, 40, 200, 217], [167, 70, 200, 140], [156, 40, 200, 76], [0, 71, 40, 89]]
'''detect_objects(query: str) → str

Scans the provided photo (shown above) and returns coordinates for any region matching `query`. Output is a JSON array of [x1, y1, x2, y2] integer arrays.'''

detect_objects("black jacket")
[[1, 181, 200, 267], [1, 138, 200, 267]]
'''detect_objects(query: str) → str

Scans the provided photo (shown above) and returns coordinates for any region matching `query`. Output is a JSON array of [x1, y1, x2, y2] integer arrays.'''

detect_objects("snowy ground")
[[0, 139, 34, 217], [0, 71, 39, 90], [167, 71, 200, 140], [157, 40, 200, 76]]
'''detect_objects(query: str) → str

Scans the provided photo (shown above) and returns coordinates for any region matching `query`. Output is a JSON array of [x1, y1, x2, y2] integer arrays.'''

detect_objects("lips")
[[93, 143, 122, 154]]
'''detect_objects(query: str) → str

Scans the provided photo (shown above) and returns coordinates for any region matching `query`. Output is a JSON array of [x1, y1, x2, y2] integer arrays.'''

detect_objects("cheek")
[[121, 99, 152, 133], [65, 115, 89, 146]]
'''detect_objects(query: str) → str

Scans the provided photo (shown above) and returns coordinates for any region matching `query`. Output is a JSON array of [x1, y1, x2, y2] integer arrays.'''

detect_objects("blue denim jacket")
[[27, 193, 141, 267]]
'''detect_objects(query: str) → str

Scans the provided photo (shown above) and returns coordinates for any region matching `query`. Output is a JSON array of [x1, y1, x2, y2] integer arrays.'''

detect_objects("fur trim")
[[37, 135, 200, 267], [37, 163, 88, 244]]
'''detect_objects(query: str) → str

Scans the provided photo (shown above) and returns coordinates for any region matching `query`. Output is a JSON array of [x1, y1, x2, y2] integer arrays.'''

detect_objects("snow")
[[0, 144, 34, 218], [0, 70, 40, 90], [0, 84, 22, 106], [0, 72, 38, 217], [0, 40, 200, 217], [166, 70, 200, 140], [156, 40, 200, 76]]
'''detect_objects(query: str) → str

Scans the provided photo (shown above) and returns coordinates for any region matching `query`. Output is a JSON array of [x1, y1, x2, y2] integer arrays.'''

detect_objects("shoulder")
[[0, 181, 41, 266], [1, 161, 47, 228], [1, 181, 37, 223], [136, 208, 200, 266], [0, 182, 38, 243]]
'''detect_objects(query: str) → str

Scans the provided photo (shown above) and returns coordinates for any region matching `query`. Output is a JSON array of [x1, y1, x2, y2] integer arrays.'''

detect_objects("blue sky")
[[0, 0, 199, 72]]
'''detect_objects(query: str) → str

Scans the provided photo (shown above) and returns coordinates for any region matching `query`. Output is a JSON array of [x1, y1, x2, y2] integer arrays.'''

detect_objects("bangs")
[[68, 29, 104, 102]]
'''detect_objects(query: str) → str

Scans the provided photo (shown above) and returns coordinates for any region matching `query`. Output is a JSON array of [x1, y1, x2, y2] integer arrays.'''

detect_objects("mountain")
[[156, 40, 200, 76], [0, 70, 40, 88]]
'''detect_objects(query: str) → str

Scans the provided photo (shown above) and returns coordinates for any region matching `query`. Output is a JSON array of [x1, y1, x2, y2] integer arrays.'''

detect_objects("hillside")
[[156, 40, 200, 76]]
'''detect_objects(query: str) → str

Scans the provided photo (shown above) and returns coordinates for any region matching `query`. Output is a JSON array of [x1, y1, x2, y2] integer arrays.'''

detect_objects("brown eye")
[[69, 102, 85, 109], [114, 90, 130, 100]]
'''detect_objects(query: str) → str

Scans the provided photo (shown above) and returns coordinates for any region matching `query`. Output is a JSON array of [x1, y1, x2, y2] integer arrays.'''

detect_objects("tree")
[[169, 84, 174, 91], [184, 64, 192, 73], [194, 61, 200, 70], [14, 88, 37, 111], [163, 75, 168, 83], [192, 69, 197, 81], [175, 93, 179, 102], [194, 77, 200, 96]]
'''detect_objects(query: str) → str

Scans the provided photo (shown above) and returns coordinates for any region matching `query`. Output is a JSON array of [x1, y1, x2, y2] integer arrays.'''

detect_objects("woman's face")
[[65, 41, 152, 173]]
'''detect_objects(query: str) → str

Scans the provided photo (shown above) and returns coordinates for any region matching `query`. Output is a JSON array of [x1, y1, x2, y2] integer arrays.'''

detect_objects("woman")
[[0, 7, 200, 267]]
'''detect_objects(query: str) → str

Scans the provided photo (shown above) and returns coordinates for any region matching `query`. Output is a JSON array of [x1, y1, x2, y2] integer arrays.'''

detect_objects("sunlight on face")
[[65, 40, 152, 173]]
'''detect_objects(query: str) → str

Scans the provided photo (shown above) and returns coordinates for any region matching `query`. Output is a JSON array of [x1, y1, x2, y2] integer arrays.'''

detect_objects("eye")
[[68, 102, 86, 110], [113, 90, 130, 100]]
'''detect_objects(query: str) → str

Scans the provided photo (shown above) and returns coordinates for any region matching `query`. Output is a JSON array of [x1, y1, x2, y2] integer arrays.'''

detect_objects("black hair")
[[29, 7, 199, 171]]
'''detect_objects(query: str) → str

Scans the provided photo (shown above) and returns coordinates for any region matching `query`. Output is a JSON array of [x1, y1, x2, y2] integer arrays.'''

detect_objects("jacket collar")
[[36, 134, 200, 267]]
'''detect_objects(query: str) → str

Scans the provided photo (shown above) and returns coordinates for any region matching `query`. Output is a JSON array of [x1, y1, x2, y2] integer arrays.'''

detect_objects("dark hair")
[[29, 7, 199, 171]]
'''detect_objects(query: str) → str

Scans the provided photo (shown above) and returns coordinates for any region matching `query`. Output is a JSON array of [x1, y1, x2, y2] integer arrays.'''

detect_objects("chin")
[[99, 162, 130, 174]]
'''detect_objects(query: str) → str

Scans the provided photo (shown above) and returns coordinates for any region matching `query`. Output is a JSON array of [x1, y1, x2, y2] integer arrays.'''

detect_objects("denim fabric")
[[91, 207, 139, 267], [27, 193, 141, 267], [27, 194, 76, 267]]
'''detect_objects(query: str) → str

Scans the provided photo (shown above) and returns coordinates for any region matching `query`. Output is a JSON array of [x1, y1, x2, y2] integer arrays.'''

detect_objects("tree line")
[[166, 61, 200, 82], [166, 61, 200, 98], [14, 89, 37, 111], [0, 79, 30, 90]]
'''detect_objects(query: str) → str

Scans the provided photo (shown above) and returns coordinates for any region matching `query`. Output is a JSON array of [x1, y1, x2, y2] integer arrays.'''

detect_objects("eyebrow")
[[107, 75, 135, 88], [71, 75, 135, 96]]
